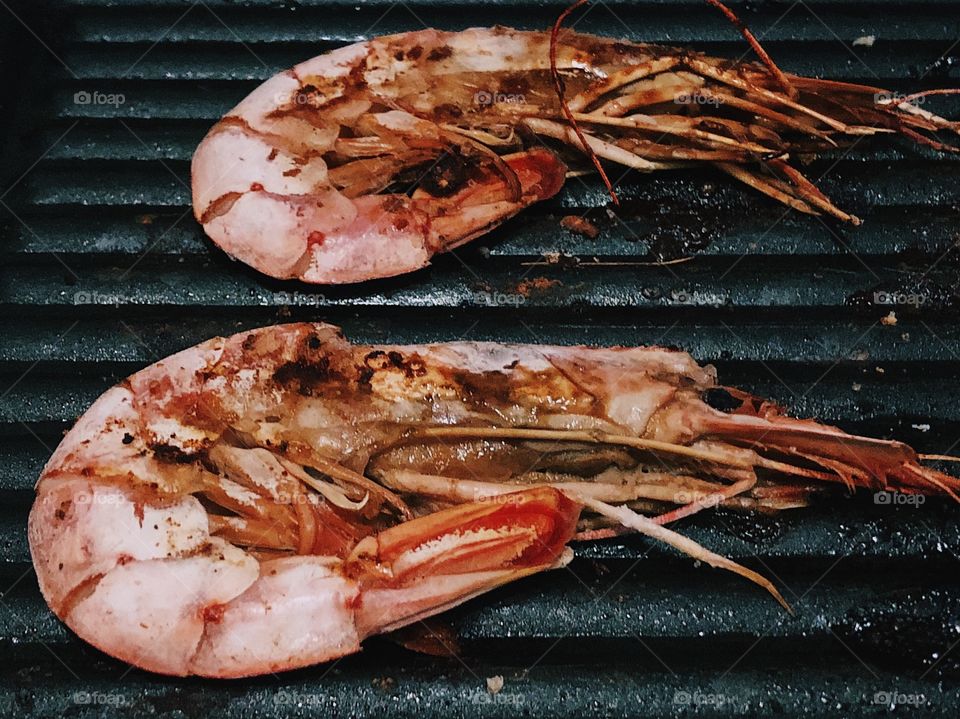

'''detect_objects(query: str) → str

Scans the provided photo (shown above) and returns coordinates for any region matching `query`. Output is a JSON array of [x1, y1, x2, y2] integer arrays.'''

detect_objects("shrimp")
[[30, 323, 959, 677], [191, 26, 958, 283]]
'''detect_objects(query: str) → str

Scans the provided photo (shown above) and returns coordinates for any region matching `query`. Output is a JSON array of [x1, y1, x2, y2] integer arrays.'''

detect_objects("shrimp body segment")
[[192, 27, 957, 283], [30, 323, 959, 676]]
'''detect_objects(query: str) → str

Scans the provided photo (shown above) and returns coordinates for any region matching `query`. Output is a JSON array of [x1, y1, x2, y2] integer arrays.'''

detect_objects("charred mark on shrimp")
[[363, 350, 428, 379], [419, 146, 481, 197], [273, 358, 339, 396], [149, 442, 206, 464]]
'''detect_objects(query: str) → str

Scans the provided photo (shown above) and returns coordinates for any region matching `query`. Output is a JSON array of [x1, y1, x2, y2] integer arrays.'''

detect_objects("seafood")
[[191, 26, 958, 283], [30, 322, 960, 677]]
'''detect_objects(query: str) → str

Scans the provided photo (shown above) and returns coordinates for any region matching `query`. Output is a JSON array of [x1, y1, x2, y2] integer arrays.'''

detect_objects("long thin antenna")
[[550, 0, 621, 206]]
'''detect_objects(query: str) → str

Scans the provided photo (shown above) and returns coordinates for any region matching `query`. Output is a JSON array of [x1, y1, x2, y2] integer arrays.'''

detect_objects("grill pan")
[[1, 0, 960, 716]]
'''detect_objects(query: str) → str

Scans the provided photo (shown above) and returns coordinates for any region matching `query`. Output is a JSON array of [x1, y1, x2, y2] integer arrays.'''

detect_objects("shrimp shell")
[[29, 323, 959, 676], [191, 27, 958, 283]]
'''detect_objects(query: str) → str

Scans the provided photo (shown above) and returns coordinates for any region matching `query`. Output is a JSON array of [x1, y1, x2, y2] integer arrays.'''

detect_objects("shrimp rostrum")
[[30, 323, 959, 677], [191, 27, 959, 283]]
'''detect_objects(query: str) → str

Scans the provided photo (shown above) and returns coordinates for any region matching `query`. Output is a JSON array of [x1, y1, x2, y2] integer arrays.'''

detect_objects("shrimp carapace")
[[30, 323, 959, 676], [191, 27, 958, 283]]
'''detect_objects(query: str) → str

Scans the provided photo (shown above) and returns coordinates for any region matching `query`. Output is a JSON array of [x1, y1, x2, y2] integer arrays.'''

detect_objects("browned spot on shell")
[[202, 603, 227, 623], [55, 499, 72, 521], [434, 103, 463, 120], [501, 73, 531, 96], [149, 443, 203, 464], [427, 45, 453, 61], [382, 196, 405, 213], [273, 357, 339, 396], [199, 191, 243, 224], [361, 350, 427, 380]]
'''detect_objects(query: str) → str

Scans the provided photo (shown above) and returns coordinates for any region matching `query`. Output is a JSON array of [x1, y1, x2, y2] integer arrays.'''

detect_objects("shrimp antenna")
[[888, 88, 960, 112], [550, 0, 621, 207], [886, 88, 960, 151], [703, 0, 797, 99], [921, 453, 960, 463]]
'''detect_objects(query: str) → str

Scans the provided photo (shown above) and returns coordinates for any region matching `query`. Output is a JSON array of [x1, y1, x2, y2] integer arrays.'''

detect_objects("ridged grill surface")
[[1, 1, 959, 716]]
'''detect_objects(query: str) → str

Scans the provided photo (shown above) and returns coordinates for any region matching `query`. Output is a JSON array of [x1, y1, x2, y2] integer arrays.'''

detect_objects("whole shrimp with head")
[[30, 323, 960, 677], [191, 23, 958, 283]]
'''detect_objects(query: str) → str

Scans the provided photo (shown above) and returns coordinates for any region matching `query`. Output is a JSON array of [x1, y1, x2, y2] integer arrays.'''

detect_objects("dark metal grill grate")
[[2, 0, 960, 715]]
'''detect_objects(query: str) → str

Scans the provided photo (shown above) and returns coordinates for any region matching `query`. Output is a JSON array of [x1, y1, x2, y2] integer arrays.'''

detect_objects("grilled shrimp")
[[191, 26, 958, 283], [30, 323, 960, 677]]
